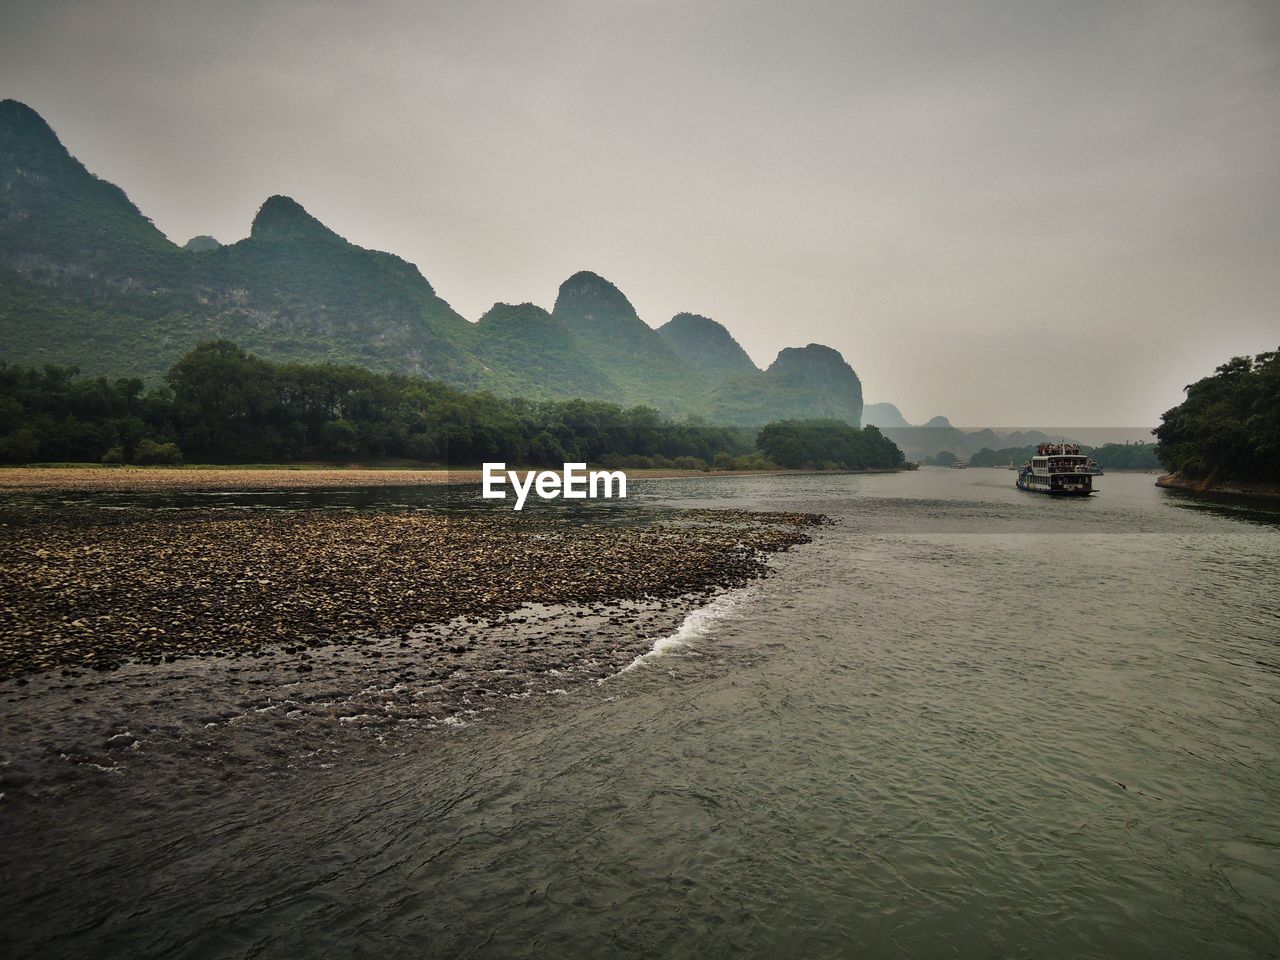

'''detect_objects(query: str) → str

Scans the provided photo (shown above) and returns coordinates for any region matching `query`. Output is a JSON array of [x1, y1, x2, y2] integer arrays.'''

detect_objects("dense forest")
[[757, 420, 904, 470], [1154, 349, 1279, 482], [0, 341, 904, 471]]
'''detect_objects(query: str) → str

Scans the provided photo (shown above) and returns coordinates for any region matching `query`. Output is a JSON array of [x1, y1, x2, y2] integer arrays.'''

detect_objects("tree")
[[757, 420, 904, 470], [1155, 348, 1280, 482]]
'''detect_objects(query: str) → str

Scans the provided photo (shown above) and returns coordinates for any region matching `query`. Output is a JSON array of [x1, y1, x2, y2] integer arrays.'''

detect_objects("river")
[[2, 469, 1278, 958]]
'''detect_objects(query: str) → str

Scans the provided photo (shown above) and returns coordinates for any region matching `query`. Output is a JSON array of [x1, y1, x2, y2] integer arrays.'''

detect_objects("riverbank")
[[0, 502, 825, 805], [1155, 473, 1280, 501], [0, 464, 854, 493], [0, 464, 909, 495], [0, 506, 823, 681]]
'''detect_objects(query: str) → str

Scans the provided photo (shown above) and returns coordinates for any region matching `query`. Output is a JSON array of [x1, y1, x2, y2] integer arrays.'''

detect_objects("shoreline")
[[0, 506, 825, 681], [1155, 473, 1280, 502], [0, 464, 899, 494], [0, 502, 827, 804]]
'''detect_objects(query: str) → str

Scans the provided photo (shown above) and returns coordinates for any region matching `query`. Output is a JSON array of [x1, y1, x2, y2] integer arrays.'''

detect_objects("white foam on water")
[[617, 588, 753, 675]]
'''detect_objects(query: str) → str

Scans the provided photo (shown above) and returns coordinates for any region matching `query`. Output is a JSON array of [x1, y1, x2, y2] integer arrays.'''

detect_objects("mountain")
[[201, 195, 478, 382], [471, 302, 620, 402], [0, 98, 174, 279], [863, 401, 910, 428], [706, 344, 864, 427], [923, 415, 952, 428], [183, 235, 221, 252], [656, 312, 757, 386], [0, 98, 479, 384], [1, 100, 869, 427], [881, 425, 1058, 462], [549, 271, 697, 414]]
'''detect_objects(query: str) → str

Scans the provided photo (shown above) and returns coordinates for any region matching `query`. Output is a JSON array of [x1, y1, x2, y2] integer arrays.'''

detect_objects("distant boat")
[[950, 460, 967, 469], [1015, 443, 1101, 496]]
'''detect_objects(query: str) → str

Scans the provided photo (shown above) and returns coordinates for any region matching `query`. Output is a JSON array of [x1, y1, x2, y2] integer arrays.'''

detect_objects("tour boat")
[[950, 460, 968, 469], [1016, 443, 1101, 496]]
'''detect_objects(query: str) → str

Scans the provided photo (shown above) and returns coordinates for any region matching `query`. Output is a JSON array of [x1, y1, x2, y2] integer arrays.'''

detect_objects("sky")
[[2, 0, 1277, 426]]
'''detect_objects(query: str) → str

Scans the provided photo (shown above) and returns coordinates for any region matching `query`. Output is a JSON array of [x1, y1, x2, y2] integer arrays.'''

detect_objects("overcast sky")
[[2, 0, 1277, 425]]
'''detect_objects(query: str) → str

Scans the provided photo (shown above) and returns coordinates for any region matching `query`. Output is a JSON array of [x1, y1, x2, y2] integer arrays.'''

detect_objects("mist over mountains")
[[0, 99, 864, 427]]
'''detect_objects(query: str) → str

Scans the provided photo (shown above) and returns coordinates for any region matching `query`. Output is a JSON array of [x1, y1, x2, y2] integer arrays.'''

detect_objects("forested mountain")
[[471, 302, 620, 402], [656, 313, 758, 385], [548, 272, 695, 414], [1, 99, 867, 426], [0, 97, 477, 384], [705, 344, 864, 427]]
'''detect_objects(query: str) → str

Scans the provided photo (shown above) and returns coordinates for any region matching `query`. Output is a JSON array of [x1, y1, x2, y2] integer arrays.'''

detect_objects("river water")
[[2, 469, 1278, 958]]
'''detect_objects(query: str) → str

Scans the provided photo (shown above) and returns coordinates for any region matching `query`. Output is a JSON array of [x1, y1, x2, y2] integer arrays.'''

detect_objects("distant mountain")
[[863, 401, 910, 428], [923, 415, 952, 428], [882, 425, 1057, 462], [706, 344, 864, 427], [656, 312, 757, 385], [1, 99, 868, 426]]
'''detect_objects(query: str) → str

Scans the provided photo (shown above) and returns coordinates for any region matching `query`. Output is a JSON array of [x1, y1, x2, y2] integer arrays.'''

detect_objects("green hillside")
[[656, 312, 758, 385], [707, 344, 864, 427], [471, 302, 621, 402], [1, 99, 870, 427], [549, 271, 698, 415]]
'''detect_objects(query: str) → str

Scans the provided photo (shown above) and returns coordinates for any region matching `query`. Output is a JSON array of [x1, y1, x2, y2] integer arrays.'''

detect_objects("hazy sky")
[[2, 0, 1277, 425]]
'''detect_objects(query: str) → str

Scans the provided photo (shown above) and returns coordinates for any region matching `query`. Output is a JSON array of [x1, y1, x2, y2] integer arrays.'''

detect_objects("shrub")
[[134, 439, 183, 465], [672, 455, 706, 471], [0, 428, 40, 463]]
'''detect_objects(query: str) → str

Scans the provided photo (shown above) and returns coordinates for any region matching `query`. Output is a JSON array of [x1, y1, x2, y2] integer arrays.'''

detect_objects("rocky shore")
[[1155, 473, 1280, 501], [0, 507, 823, 680], [0, 503, 825, 804]]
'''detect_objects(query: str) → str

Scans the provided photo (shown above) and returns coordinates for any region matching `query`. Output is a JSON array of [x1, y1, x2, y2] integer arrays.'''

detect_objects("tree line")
[[0, 340, 905, 471], [964, 443, 1163, 470], [757, 419, 904, 470]]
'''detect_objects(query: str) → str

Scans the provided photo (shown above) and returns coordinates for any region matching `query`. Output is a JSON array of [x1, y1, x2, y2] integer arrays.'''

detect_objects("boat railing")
[[1033, 463, 1102, 475]]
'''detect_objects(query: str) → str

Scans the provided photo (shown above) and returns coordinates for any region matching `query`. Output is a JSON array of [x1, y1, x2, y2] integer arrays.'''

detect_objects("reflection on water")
[[1, 470, 1277, 959]]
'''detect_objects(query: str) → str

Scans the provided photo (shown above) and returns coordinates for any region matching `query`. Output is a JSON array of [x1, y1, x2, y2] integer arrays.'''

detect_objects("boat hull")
[[1016, 475, 1096, 496]]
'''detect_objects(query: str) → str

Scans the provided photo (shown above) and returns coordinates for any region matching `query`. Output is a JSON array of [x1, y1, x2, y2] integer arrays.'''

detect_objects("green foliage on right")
[[1155, 349, 1280, 482]]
